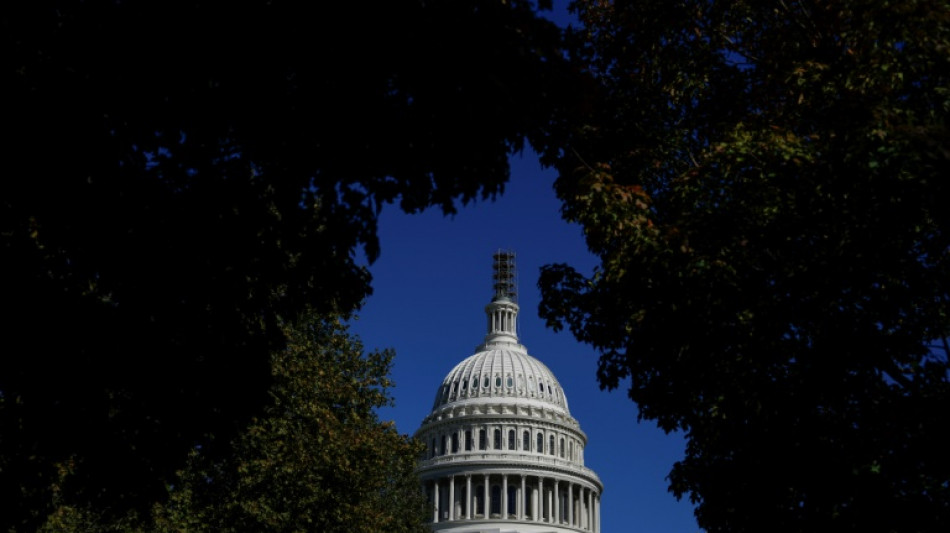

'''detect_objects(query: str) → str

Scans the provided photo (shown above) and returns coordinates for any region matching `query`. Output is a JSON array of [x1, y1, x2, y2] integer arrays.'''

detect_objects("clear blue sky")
[[349, 153, 702, 532]]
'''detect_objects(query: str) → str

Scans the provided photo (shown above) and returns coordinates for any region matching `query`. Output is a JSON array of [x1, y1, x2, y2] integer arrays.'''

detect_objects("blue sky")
[[349, 153, 701, 532]]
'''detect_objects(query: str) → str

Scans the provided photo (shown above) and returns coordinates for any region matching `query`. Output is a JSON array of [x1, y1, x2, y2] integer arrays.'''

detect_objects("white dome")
[[414, 251, 602, 533], [431, 347, 571, 414]]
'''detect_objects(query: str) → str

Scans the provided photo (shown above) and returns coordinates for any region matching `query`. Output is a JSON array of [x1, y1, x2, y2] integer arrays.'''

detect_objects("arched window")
[[495, 376, 502, 388], [441, 435, 447, 456], [491, 485, 501, 515], [506, 375, 513, 388], [473, 376, 479, 389], [549, 435, 555, 455], [508, 429, 515, 450], [507, 485, 518, 517], [431, 438, 436, 458], [537, 432, 543, 454], [493, 428, 501, 450], [452, 433, 459, 453], [479, 429, 487, 450], [570, 440, 574, 460], [539, 382, 545, 394], [483, 376, 490, 388], [523, 430, 530, 451], [560, 437, 565, 458], [461, 379, 467, 390], [465, 430, 473, 451]]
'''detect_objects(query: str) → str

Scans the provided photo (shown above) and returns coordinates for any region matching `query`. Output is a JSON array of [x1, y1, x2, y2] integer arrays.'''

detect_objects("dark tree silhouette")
[[1, 1, 570, 529]]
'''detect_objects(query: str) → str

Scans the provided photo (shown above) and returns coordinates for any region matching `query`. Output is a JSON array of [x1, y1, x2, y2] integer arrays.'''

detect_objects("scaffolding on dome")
[[492, 249, 517, 302]]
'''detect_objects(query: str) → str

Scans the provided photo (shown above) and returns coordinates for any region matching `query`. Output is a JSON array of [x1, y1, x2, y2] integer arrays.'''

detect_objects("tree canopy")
[[540, 1, 950, 531], [1, 1, 570, 529], [38, 314, 428, 533]]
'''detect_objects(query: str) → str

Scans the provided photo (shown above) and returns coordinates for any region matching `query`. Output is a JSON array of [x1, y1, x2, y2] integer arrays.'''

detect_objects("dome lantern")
[[480, 249, 521, 351]]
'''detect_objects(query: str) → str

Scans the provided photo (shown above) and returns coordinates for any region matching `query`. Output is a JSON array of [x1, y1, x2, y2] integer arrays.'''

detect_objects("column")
[[537, 477, 544, 522], [520, 475, 527, 520], [553, 480, 559, 525], [580, 487, 586, 530], [483, 474, 490, 518], [502, 474, 508, 518], [577, 487, 583, 529], [433, 479, 440, 523], [587, 488, 593, 530], [567, 483, 573, 526], [578, 487, 583, 529], [577, 487, 587, 529], [596, 493, 601, 533], [466, 475, 472, 519], [531, 476, 544, 522], [547, 482, 554, 523], [448, 475, 455, 521]]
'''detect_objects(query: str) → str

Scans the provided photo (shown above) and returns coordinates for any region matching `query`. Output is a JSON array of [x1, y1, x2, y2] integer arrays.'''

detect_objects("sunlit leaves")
[[49, 313, 430, 533], [542, 1, 950, 531]]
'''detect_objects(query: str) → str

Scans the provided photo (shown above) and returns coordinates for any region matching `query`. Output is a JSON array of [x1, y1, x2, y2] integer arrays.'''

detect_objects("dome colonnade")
[[415, 251, 603, 533]]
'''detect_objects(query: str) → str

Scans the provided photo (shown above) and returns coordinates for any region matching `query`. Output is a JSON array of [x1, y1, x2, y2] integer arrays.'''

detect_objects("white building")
[[415, 251, 603, 533]]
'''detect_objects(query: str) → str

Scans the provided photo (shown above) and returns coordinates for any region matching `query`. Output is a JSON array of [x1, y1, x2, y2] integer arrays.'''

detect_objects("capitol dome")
[[430, 343, 570, 414], [415, 251, 603, 533]]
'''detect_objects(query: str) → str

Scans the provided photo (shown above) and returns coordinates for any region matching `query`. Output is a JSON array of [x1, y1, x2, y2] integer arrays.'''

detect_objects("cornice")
[[416, 454, 604, 492]]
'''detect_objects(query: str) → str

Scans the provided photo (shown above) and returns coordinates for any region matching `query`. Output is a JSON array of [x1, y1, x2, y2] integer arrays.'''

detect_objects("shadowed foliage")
[[1, 1, 571, 529], [37, 314, 428, 533], [540, 1, 950, 531]]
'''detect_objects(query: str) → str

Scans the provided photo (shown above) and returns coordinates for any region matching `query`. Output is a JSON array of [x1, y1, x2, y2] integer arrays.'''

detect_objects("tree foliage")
[[540, 1, 950, 531], [153, 315, 429, 533], [38, 314, 428, 533], [1, 1, 568, 529]]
